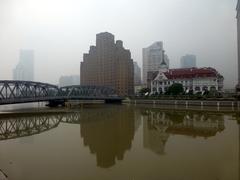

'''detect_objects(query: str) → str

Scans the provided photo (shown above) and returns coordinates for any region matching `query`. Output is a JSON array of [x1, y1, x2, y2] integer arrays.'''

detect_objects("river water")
[[0, 104, 239, 180]]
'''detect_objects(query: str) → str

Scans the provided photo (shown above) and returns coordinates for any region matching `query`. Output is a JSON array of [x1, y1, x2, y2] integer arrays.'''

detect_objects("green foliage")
[[165, 83, 184, 96], [139, 88, 151, 96]]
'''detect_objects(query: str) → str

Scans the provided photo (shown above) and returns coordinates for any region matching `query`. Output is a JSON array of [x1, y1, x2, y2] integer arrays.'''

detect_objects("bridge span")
[[0, 81, 123, 106]]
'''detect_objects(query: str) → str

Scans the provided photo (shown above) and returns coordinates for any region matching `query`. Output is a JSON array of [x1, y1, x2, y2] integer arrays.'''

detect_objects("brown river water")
[[0, 104, 239, 180]]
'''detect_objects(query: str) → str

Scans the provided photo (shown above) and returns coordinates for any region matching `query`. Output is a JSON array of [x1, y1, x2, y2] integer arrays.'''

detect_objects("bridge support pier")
[[47, 100, 65, 107], [105, 99, 122, 104]]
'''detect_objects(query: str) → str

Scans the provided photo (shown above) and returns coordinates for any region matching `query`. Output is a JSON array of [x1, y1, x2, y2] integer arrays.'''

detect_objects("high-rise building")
[[236, 0, 240, 91], [13, 50, 34, 81], [133, 62, 141, 85], [142, 42, 169, 84], [59, 75, 80, 87], [180, 54, 197, 68], [80, 32, 134, 96]]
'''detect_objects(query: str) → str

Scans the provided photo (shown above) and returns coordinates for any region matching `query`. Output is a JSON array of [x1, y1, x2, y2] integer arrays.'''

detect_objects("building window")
[[203, 86, 208, 91], [210, 86, 216, 91], [158, 88, 162, 93], [195, 86, 200, 91]]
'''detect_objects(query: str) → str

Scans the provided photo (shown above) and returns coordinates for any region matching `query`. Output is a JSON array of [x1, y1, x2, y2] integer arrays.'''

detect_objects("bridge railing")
[[58, 85, 119, 98]]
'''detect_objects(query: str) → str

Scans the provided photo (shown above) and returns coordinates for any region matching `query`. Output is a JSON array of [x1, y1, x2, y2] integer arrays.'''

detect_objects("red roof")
[[163, 67, 221, 79]]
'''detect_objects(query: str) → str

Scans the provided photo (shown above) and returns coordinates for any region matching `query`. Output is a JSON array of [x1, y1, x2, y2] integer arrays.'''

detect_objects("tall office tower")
[[180, 54, 197, 68], [59, 75, 80, 87], [133, 62, 141, 85], [236, 0, 240, 91], [13, 50, 34, 81], [80, 32, 134, 96], [142, 42, 169, 84]]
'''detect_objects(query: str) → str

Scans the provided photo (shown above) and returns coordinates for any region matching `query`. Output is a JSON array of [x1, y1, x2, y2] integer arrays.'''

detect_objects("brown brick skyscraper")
[[81, 32, 134, 96]]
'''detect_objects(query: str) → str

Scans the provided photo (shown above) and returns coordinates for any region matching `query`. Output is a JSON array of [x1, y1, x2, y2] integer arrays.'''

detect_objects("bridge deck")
[[0, 97, 123, 105]]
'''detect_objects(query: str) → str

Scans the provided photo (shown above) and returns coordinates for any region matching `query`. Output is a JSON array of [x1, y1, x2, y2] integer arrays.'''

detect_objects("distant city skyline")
[[0, 0, 237, 89], [59, 75, 80, 87], [13, 49, 34, 81], [180, 54, 197, 68], [134, 62, 141, 86], [143, 42, 169, 84]]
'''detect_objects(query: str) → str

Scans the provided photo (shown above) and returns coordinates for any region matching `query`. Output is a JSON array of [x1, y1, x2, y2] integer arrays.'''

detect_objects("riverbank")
[[124, 99, 240, 112]]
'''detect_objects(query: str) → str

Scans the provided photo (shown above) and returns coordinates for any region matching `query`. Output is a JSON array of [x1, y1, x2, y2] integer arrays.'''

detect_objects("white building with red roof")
[[148, 66, 224, 94]]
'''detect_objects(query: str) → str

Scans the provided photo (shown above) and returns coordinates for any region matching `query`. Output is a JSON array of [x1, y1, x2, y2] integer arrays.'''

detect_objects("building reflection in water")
[[79, 106, 135, 168], [235, 114, 240, 180], [0, 108, 137, 169], [0, 107, 231, 173], [239, 120, 240, 180], [142, 109, 225, 155]]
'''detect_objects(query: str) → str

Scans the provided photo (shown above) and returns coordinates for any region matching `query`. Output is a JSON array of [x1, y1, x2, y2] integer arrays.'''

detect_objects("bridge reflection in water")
[[0, 107, 136, 169], [0, 113, 62, 141], [0, 108, 237, 172]]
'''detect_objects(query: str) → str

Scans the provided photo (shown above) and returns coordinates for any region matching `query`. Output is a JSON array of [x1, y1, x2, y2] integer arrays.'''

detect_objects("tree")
[[166, 83, 184, 96], [139, 88, 151, 96]]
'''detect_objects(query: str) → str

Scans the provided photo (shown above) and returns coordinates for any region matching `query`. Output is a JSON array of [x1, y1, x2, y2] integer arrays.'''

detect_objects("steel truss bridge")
[[0, 81, 123, 106]]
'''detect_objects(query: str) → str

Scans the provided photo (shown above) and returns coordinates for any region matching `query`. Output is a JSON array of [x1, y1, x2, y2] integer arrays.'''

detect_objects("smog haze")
[[0, 0, 237, 88]]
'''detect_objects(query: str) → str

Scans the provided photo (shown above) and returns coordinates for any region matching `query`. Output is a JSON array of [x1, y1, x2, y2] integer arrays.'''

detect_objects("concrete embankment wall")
[[124, 99, 240, 112], [127, 99, 238, 107], [64, 100, 105, 107]]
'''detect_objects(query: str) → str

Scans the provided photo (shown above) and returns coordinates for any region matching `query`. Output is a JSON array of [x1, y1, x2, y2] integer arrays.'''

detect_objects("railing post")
[[217, 102, 220, 111]]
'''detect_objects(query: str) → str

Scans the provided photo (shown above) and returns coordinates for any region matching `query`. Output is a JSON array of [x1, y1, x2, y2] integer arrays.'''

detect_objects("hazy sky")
[[0, 0, 237, 88]]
